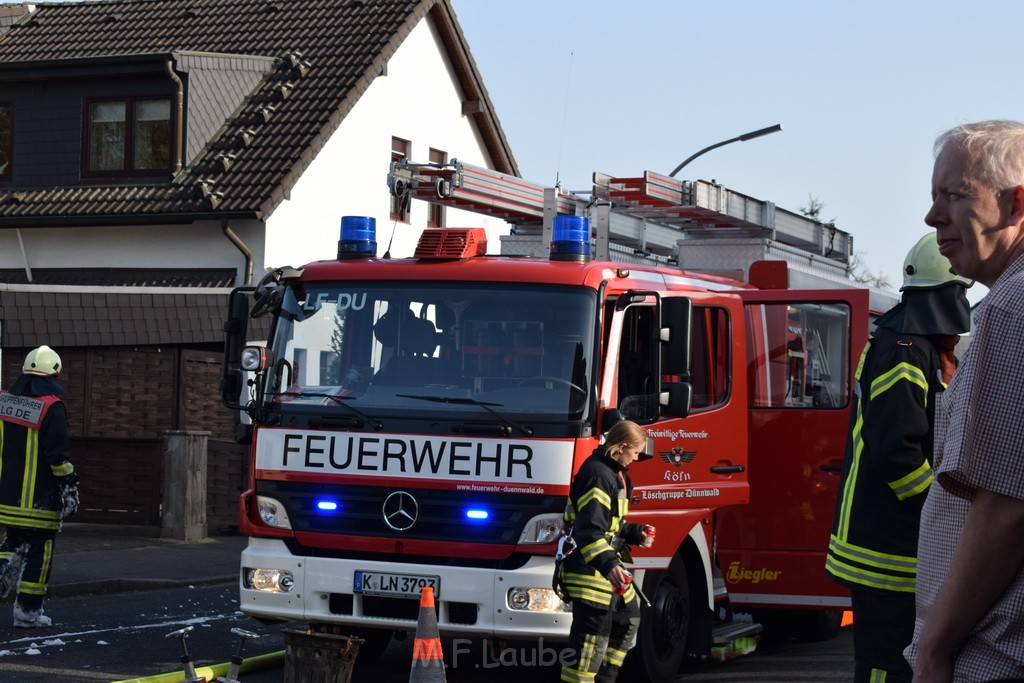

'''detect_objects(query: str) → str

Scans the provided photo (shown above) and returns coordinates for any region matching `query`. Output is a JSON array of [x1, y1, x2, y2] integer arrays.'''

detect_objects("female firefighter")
[[558, 419, 655, 683]]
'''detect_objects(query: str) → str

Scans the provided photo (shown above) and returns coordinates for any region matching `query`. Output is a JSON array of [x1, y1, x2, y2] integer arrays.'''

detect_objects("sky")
[[451, 0, 1019, 302]]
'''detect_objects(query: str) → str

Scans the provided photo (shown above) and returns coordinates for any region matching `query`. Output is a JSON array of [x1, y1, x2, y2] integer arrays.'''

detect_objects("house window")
[[427, 148, 446, 227], [0, 102, 11, 181], [390, 136, 410, 223], [85, 97, 171, 176]]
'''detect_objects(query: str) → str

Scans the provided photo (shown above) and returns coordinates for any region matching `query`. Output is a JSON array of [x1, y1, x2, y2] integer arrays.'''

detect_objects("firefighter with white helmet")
[[826, 233, 972, 682], [0, 345, 78, 628]]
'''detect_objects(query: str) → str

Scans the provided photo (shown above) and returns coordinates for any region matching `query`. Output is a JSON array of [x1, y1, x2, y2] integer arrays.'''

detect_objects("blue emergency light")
[[550, 215, 591, 262], [338, 215, 377, 260], [465, 508, 490, 521], [316, 500, 340, 512]]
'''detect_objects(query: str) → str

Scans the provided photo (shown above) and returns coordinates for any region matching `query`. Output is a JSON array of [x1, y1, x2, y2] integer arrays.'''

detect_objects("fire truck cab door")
[[607, 292, 751, 513], [717, 287, 869, 609]]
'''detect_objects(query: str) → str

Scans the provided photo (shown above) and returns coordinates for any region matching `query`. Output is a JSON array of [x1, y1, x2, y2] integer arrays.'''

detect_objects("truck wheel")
[[627, 559, 690, 681]]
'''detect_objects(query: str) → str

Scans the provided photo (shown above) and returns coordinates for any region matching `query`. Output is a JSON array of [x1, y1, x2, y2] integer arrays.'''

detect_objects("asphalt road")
[[0, 584, 855, 682]]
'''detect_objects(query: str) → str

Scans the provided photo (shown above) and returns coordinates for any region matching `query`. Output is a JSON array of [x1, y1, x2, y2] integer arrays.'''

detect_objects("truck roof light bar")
[[338, 215, 377, 260]]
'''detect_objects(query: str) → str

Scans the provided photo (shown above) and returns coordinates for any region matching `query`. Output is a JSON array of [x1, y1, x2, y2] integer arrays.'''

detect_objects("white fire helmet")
[[901, 233, 973, 291], [23, 345, 62, 376]]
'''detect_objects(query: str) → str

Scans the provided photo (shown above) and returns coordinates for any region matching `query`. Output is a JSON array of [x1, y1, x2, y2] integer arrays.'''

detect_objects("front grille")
[[327, 593, 478, 625], [258, 480, 561, 545]]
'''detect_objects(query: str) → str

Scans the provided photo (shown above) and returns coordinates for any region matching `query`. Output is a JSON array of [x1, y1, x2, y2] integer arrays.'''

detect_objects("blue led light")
[[316, 500, 339, 512], [465, 508, 490, 521], [338, 215, 377, 260], [550, 215, 591, 261]]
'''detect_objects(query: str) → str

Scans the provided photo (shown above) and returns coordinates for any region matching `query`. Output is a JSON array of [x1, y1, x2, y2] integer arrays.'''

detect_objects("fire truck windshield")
[[254, 282, 598, 426]]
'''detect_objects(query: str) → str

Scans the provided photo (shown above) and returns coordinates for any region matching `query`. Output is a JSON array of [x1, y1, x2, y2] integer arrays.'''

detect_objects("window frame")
[[82, 95, 173, 179], [427, 147, 447, 227], [390, 136, 411, 223]]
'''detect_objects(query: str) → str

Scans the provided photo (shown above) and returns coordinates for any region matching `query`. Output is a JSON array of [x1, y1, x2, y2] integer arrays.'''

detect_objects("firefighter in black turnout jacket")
[[825, 234, 972, 682], [0, 346, 79, 628], [559, 420, 655, 683]]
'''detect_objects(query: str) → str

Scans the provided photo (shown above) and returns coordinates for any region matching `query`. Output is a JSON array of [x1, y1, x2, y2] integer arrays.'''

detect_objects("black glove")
[[60, 484, 79, 519], [55, 472, 80, 519]]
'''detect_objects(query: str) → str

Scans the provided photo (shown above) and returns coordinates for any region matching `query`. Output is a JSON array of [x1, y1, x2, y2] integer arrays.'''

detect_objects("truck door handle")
[[709, 465, 745, 474], [820, 462, 843, 473]]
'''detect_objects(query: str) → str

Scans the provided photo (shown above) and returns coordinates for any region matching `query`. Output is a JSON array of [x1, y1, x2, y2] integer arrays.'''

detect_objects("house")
[[0, 0, 518, 527]]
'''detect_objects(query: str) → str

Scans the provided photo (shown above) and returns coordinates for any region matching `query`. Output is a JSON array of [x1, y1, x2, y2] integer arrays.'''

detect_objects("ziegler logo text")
[[726, 561, 782, 584]]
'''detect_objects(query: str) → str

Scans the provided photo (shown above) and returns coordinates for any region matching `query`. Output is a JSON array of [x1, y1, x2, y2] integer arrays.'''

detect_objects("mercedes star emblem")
[[382, 490, 419, 532]]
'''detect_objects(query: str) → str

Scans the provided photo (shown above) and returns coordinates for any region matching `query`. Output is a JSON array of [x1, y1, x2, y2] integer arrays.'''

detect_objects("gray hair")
[[935, 120, 1024, 191]]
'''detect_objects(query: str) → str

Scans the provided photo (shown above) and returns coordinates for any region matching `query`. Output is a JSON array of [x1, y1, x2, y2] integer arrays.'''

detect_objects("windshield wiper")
[[396, 394, 533, 436], [272, 391, 383, 430]]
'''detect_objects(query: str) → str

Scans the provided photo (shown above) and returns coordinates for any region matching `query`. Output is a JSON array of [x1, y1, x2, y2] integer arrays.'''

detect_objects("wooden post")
[[161, 429, 210, 541]]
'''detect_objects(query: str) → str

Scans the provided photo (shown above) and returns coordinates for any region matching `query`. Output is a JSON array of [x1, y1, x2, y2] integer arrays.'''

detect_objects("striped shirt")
[[906, 254, 1024, 679]]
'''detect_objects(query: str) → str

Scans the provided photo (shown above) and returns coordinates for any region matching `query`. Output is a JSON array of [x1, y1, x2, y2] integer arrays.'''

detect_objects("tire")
[[627, 558, 690, 682]]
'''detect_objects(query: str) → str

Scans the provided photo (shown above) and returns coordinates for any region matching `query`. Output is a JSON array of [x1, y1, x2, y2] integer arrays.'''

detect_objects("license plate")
[[354, 570, 440, 599]]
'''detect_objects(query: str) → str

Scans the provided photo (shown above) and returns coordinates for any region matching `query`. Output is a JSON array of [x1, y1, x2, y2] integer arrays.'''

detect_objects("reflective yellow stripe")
[[829, 534, 917, 573], [563, 572, 614, 604], [835, 403, 864, 538], [825, 554, 915, 592], [561, 632, 600, 682], [580, 538, 615, 563], [870, 667, 887, 682], [827, 535, 916, 592], [51, 461, 74, 478], [605, 646, 627, 667], [21, 429, 39, 509], [869, 362, 928, 403], [577, 487, 611, 510], [890, 460, 934, 500]]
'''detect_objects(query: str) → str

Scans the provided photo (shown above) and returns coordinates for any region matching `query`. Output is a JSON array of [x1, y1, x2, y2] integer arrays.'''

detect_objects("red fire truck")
[[220, 160, 897, 680]]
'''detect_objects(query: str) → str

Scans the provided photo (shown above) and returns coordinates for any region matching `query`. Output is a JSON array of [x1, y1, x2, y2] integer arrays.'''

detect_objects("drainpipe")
[[164, 59, 184, 175], [15, 228, 32, 282], [222, 219, 254, 286]]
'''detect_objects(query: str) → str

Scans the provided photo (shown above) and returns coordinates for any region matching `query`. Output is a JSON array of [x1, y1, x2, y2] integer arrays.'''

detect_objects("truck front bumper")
[[238, 537, 573, 639]]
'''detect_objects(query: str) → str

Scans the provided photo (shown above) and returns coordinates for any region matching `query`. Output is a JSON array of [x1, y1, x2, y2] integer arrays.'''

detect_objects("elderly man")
[[906, 120, 1024, 681]]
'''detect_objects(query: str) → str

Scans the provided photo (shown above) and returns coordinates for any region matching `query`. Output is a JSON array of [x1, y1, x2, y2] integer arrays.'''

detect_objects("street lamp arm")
[[669, 123, 783, 178]]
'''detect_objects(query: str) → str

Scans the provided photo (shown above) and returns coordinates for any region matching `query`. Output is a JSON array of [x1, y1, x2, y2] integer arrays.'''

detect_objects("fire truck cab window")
[[616, 304, 658, 423], [745, 301, 851, 409], [258, 283, 597, 422], [614, 302, 730, 422]]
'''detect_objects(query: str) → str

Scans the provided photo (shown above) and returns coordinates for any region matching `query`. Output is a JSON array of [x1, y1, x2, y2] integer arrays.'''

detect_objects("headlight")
[[256, 496, 292, 529], [244, 567, 294, 593], [518, 514, 563, 544], [506, 587, 570, 612], [240, 346, 267, 372]]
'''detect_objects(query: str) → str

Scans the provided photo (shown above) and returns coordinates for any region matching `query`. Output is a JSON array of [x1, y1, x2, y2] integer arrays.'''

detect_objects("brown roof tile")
[[0, 0, 517, 223], [0, 287, 231, 348]]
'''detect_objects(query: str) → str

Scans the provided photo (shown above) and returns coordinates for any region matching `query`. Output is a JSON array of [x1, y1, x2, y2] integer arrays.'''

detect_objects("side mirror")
[[222, 287, 254, 408], [660, 297, 692, 377], [660, 381, 693, 418], [601, 408, 624, 434], [250, 285, 284, 318]]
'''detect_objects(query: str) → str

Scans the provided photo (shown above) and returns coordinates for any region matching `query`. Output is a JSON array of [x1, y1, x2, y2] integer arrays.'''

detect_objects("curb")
[[49, 575, 236, 599]]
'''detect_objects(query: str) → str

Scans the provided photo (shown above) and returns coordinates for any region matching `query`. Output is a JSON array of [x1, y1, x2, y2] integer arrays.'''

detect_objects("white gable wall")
[[264, 14, 512, 270]]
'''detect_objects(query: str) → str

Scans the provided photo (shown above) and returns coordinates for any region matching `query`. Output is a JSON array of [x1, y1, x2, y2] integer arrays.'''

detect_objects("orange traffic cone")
[[410, 586, 446, 682]]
